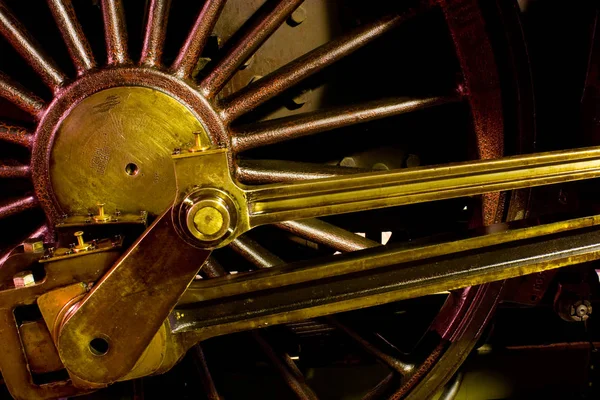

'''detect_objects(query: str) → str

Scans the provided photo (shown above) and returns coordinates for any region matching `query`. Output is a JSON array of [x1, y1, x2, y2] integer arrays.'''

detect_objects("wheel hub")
[[50, 86, 206, 216]]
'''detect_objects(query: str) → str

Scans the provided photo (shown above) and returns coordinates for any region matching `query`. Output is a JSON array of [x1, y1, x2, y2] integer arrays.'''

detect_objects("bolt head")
[[193, 206, 225, 236], [23, 239, 44, 254], [288, 6, 307, 26], [13, 271, 35, 288]]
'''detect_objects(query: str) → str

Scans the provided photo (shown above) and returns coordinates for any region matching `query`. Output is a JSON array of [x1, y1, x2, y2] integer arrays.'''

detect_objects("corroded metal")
[[0, 71, 45, 117], [0, 122, 33, 148], [101, 0, 129, 65], [199, 0, 304, 98], [47, 0, 96, 74], [0, 0, 67, 90], [140, 0, 171, 67], [0, 195, 38, 220], [230, 235, 283, 269], [232, 97, 452, 152], [171, 0, 227, 78], [221, 11, 423, 122], [276, 218, 379, 252], [0, 164, 30, 179]]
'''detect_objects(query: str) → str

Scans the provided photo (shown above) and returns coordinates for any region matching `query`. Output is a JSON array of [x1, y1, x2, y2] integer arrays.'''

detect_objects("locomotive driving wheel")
[[0, 0, 537, 398]]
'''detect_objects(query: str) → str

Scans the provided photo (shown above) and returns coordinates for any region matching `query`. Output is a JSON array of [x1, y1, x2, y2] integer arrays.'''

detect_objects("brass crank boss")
[[177, 188, 238, 248]]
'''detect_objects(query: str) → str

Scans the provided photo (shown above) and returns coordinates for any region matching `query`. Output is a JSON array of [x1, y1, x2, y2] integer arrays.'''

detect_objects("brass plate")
[[50, 87, 208, 216]]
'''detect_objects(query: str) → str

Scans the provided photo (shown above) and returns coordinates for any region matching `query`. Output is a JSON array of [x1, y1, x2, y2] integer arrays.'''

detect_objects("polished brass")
[[56, 209, 210, 384], [93, 203, 111, 222], [188, 130, 210, 152], [72, 231, 92, 252], [56, 210, 148, 228], [50, 87, 208, 217], [175, 145, 600, 248]]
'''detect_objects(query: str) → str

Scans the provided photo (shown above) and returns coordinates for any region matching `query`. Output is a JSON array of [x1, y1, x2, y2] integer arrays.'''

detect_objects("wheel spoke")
[[230, 236, 283, 269], [191, 344, 220, 400], [0, 71, 45, 117], [328, 318, 414, 375], [47, 0, 96, 74], [172, 0, 227, 78], [202, 256, 227, 278], [101, 0, 129, 65], [236, 159, 365, 184], [0, 122, 33, 148], [220, 10, 423, 122], [276, 219, 379, 253], [140, 0, 171, 67], [0, 1, 67, 90], [232, 97, 453, 152], [198, 0, 304, 98], [252, 331, 318, 400], [0, 164, 30, 179], [0, 195, 38, 220]]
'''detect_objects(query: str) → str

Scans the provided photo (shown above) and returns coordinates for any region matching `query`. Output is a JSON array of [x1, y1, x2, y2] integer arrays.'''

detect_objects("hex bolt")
[[13, 271, 34, 288], [570, 300, 592, 322], [23, 238, 44, 253], [287, 6, 307, 27]]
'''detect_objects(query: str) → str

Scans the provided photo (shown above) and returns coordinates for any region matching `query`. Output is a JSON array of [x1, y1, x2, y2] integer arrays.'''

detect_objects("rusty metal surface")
[[276, 218, 379, 252], [140, 0, 171, 67], [47, 0, 96, 74], [0, 70, 45, 117], [231, 96, 454, 152], [0, 0, 66, 91], [230, 235, 283, 269], [0, 121, 33, 148], [199, 0, 304, 98], [101, 0, 129, 65], [220, 10, 424, 123], [171, 0, 226, 78], [0, 195, 38, 221], [0, 164, 30, 179]]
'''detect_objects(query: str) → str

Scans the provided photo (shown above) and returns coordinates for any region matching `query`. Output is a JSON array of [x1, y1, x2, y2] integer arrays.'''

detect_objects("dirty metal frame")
[[52, 143, 600, 385]]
